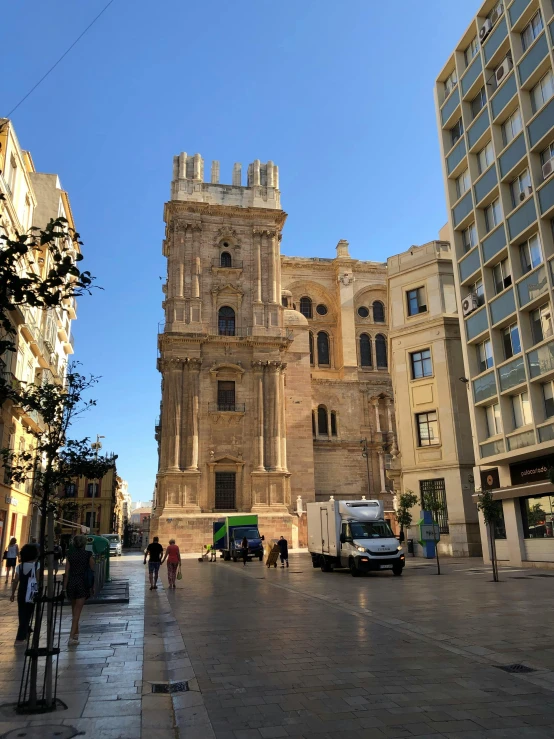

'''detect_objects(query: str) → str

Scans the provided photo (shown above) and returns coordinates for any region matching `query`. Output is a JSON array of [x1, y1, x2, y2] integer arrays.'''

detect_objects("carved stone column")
[[160, 359, 183, 472], [279, 365, 287, 471], [268, 230, 277, 303], [265, 361, 281, 471], [372, 399, 381, 433], [384, 396, 393, 433], [192, 225, 201, 300], [378, 449, 387, 493], [187, 358, 201, 470], [254, 230, 262, 303], [252, 361, 265, 471]]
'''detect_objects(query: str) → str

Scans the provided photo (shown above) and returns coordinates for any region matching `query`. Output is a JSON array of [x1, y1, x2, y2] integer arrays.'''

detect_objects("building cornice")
[[164, 201, 287, 229]]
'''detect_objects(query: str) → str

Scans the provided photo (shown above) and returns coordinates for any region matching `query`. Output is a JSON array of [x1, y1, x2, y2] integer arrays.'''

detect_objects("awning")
[[473, 480, 554, 501]]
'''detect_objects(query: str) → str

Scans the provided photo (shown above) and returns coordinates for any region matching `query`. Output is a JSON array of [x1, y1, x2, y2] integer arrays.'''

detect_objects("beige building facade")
[[0, 119, 76, 551], [151, 154, 399, 551], [436, 0, 554, 566], [387, 237, 481, 556]]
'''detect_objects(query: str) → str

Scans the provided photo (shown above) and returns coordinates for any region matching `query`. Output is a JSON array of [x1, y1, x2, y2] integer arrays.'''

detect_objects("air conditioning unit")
[[462, 293, 479, 317], [490, 3, 503, 25], [543, 158, 554, 180], [495, 57, 513, 84], [519, 185, 533, 202], [480, 18, 493, 42]]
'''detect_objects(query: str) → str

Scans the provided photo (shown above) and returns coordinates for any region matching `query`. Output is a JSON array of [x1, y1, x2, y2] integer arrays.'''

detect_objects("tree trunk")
[[489, 522, 499, 582], [28, 465, 52, 709], [44, 508, 55, 707], [434, 526, 441, 575]]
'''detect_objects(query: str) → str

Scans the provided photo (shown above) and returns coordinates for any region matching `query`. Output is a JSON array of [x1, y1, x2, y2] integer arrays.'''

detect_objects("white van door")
[[320, 508, 330, 554]]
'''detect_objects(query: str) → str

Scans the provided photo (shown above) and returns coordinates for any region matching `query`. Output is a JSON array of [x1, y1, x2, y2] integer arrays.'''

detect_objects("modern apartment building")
[[0, 119, 76, 549], [435, 0, 554, 566], [387, 235, 480, 557]]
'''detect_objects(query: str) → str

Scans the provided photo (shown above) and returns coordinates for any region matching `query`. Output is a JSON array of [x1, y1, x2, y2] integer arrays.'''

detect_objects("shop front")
[[478, 454, 554, 568], [0, 487, 32, 558]]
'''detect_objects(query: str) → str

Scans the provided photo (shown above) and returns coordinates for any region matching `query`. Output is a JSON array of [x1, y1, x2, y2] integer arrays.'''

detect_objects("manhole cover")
[[151, 681, 189, 694], [496, 663, 537, 674], [0, 727, 79, 739]]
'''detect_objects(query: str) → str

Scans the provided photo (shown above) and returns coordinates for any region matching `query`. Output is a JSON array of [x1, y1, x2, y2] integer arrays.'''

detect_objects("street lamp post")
[[360, 438, 371, 498], [90, 434, 105, 533]]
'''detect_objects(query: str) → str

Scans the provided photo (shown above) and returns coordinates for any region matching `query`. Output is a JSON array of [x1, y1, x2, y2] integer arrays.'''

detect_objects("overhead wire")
[[5, 0, 116, 119]]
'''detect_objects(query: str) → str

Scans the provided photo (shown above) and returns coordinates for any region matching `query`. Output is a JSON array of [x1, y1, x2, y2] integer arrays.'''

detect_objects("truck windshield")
[[350, 522, 394, 539], [232, 527, 260, 540]]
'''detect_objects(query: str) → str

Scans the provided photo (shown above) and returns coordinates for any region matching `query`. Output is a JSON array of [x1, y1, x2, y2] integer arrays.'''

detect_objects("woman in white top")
[[5, 537, 19, 583], [10, 544, 39, 645]]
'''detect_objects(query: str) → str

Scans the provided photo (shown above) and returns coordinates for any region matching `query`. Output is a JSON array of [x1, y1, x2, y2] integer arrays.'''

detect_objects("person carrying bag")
[[10, 544, 40, 646]]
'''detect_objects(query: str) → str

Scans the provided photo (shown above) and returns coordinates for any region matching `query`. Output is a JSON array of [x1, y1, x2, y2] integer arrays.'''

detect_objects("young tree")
[[396, 490, 418, 543], [2, 366, 116, 711], [421, 490, 445, 575], [0, 214, 94, 402], [477, 490, 503, 583]]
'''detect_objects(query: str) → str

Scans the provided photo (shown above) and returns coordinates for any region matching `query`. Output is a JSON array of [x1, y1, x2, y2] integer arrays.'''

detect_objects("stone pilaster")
[[252, 361, 265, 471], [159, 358, 183, 472], [186, 358, 201, 470]]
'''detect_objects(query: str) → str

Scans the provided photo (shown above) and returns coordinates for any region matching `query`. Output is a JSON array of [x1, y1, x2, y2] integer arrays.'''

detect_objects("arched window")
[[218, 306, 235, 336], [309, 331, 314, 366], [376, 334, 387, 368], [331, 411, 337, 436], [317, 405, 328, 435], [359, 334, 372, 367], [220, 251, 232, 267], [299, 296, 312, 319], [373, 300, 385, 323], [317, 331, 330, 365]]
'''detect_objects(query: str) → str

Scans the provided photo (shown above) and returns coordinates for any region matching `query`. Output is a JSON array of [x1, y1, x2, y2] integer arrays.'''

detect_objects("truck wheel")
[[224, 552, 230, 561], [232, 554, 237, 562], [311, 555, 320, 568], [393, 565, 403, 576], [258, 554, 263, 561], [320, 557, 333, 572], [349, 559, 361, 577]]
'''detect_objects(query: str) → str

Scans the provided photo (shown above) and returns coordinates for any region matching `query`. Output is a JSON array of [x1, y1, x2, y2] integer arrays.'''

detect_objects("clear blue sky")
[[2, 0, 481, 503]]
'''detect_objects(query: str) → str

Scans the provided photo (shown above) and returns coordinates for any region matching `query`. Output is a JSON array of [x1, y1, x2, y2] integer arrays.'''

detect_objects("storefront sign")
[[481, 468, 500, 491], [4, 496, 17, 506], [510, 455, 554, 486]]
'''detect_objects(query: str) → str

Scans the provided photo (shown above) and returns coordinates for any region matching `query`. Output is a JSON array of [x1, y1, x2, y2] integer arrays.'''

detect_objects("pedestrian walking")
[[277, 536, 289, 568], [10, 544, 39, 646], [144, 536, 164, 590], [63, 534, 95, 645], [4, 537, 19, 584], [241, 536, 248, 566], [162, 539, 181, 588]]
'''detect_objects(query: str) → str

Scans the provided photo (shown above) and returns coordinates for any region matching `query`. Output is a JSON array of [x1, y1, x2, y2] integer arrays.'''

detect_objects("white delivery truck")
[[307, 499, 405, 577]]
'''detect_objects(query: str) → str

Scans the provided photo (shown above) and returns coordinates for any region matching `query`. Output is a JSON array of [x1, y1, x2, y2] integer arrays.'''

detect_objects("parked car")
[[101, 534, 122, 556]]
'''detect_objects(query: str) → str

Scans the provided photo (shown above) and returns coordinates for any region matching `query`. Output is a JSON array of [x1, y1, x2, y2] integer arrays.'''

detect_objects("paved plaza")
[[1, 554, 554, 737]]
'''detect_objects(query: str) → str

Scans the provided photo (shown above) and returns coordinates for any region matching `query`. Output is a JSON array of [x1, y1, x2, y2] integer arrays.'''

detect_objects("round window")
[[223, 242, 229, 247], [358, 306, 369, 318], [316, 304, 328, 316]]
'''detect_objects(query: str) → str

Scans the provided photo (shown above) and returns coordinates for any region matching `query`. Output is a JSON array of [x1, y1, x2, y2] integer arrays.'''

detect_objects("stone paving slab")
[[0, 552, 145, 738], [154, 554, 554, 739]]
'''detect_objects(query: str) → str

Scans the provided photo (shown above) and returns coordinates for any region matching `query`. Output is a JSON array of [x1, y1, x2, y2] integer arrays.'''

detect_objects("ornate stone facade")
[[151, 154, 397, 550]]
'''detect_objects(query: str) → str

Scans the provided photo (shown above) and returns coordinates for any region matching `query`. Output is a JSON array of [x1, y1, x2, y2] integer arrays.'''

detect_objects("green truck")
[[213, 514, 264, 561]]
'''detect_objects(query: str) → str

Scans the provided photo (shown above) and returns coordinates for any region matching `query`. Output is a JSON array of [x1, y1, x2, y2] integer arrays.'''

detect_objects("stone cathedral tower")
[[152, 154, 315, 549]]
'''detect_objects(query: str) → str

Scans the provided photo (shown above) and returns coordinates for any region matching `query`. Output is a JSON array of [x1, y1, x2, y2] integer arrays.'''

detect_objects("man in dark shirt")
[[277, 536, 289, 568], [144, 537, 164, 590]]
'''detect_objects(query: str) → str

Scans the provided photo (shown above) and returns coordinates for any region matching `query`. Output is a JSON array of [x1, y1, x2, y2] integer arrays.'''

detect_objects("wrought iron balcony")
[[208, 403, 245, 413], [212, 258, 243, 269]]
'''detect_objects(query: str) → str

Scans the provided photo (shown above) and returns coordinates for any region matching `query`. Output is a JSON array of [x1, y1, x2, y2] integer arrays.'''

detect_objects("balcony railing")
[[539, 423, 554, 443], [208, 403, 245, 413], [212, 258, 243, 269], [480, 438, 505, 458], [528, 339, 554, 379], [160, 324, 294, 341], [0, 371, 21, 393], [507, 429, 536, 451]]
